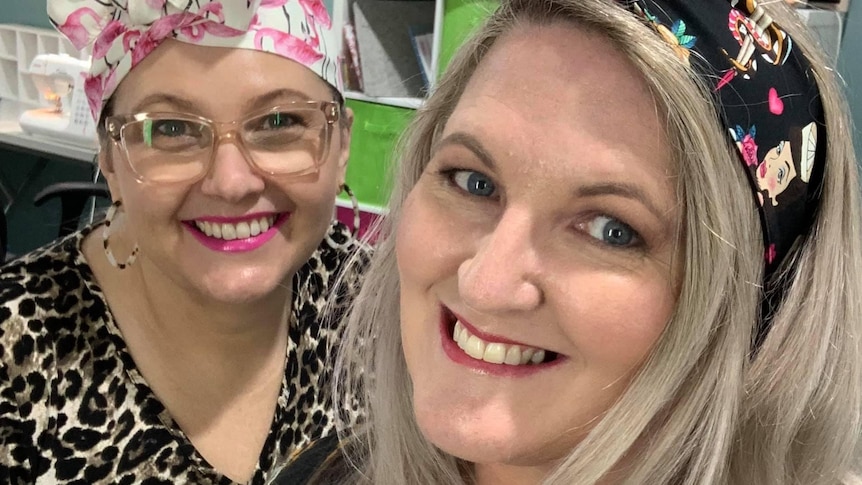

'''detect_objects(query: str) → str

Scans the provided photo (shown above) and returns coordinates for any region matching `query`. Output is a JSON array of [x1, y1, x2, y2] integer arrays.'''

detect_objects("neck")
[[132, 258, 291, 367], [473, 453, 629, 485], [474, 463, 551, 485]]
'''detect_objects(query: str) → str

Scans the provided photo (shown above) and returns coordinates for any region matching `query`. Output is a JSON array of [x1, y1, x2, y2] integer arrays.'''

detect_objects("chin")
[[426, 428, 547, 469], [414, 404, 575, 471], [415, 406, 514, 460], [196, 266, 290, 304]]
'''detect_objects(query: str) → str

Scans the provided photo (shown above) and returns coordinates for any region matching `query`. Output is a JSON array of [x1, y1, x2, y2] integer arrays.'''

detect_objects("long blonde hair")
[[333, 0, 862, 483]]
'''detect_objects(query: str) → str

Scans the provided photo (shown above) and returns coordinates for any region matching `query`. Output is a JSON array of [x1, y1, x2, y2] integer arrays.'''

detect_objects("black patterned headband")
[[620, 0, 826, 285]]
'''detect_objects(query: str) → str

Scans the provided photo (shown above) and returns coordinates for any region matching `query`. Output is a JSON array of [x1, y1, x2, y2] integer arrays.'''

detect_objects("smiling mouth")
[[444, 308, 558, 366], [190, 214, 282, 240]]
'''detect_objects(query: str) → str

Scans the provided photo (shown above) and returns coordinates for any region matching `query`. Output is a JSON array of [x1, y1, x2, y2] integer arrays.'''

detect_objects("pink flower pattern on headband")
[[48, 0, 340, 122], [731, 125, 759, 167]]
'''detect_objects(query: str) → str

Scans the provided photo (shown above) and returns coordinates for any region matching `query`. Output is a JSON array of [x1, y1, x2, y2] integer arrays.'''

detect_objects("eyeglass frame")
[[104, 100, 342, 184]]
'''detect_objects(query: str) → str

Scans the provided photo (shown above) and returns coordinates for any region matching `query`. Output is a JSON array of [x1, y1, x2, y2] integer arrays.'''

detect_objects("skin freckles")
[[396, 23, 682, 484]]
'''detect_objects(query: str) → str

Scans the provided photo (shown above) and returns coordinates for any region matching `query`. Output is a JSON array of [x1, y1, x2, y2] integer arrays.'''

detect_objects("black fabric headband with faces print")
[[619, 0, 826, 341]]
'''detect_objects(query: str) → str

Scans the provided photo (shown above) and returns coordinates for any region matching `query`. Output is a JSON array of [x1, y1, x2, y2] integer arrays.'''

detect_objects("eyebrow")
[[128, 88, 314, 115], [129, 93, 197, 113], [433, 132, 497, 171], [434, 131, 672, 224], [245, 88, 314, 111], [576, 182, 670, 224]]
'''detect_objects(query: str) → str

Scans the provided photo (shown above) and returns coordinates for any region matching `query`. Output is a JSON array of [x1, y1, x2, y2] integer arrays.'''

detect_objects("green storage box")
[[342, 99, 415, 209], [438, 0, 500, 76]]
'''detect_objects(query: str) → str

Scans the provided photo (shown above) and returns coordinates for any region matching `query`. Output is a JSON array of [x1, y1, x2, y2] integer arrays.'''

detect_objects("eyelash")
[[576, 214, 645, 251], [434, 166, 644, 251], [438, 167, 499, 199]]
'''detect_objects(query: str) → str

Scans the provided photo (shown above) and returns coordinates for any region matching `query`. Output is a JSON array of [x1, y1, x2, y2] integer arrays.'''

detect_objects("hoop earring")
[[325, 183, 360, 249], [102, 200, 140, 270]]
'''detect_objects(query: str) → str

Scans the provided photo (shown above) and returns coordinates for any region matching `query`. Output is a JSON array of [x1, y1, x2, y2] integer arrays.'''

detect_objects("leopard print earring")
[[102, 200, 139, 270]]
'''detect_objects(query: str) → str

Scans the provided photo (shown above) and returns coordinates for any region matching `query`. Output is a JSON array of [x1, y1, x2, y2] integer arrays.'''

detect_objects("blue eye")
[[452, 170, 496, 197], [585, 216, 638, 247]]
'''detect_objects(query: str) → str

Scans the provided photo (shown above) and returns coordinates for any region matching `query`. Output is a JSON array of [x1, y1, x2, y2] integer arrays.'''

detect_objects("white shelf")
[[0, 59, 17, 100], [0, 24, 91, 106], [16, 31, 37, 73], [38, 36, 59, 57], [0, 29, 15, 59], [344, 90, 424, 110]]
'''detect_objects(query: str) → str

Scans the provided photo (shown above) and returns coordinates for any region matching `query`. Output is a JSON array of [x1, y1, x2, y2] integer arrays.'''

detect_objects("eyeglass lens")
[[119, 108, 329, 183]]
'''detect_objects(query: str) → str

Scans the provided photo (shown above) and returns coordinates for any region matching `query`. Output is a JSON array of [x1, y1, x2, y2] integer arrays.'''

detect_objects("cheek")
[[395, 190, 465, 353], [290, 163, 342, 208], [117, 180, 187, 226], [561, 273, 674, 370], [395, 188, 469, 289]]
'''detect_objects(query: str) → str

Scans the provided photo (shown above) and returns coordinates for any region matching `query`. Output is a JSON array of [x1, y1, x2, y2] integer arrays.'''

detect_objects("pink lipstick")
[[185, 212, 289, 253]]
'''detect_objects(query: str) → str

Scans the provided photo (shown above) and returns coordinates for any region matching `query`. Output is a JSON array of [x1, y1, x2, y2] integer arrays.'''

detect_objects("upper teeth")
[[453, 320, 547, 366], [194, 216, 277, 240]]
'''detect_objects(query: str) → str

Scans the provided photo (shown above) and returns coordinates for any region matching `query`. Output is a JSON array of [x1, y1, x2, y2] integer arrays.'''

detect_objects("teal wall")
[[2, 0, 52, 29], [839, 4, 862, 154]]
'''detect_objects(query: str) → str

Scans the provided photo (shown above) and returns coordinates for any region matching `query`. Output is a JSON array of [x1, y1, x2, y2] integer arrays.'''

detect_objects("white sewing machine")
[[18, 54, 98, 149]]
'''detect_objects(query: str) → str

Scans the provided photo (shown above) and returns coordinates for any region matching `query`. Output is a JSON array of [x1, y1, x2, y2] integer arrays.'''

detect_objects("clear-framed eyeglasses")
[[105, 100, 341, 184]]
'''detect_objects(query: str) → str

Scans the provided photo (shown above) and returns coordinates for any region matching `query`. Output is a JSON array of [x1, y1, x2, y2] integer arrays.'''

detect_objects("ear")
[[335, 107, 354, 189], [98, 141, 121, 202]]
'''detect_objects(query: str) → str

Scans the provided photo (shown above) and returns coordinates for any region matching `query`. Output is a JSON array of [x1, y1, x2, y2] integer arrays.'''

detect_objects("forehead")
[[444, 22, 672, 181], [112, 39, 333, 114]]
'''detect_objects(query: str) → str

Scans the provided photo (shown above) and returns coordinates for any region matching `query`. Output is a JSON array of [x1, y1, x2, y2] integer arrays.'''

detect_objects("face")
[[757, 141, 796, 206], [396, 23, 682, 479], [102, 40, 351, 304]]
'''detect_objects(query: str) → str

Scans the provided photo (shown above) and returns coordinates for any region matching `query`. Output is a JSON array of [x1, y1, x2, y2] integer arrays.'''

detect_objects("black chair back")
[[33, 182, 112, 238]]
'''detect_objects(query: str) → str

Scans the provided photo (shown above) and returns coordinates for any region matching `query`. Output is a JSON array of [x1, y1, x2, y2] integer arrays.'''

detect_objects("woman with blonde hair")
[[273, 0, 862, 483]]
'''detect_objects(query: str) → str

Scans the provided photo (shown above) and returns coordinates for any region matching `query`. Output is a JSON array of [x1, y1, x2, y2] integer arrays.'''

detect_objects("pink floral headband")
[[47, 0, 341, 122]]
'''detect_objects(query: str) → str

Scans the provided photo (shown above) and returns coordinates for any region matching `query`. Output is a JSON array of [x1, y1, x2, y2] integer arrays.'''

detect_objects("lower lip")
[[438, 313, 564, 377], [185, 213, 289, 253]]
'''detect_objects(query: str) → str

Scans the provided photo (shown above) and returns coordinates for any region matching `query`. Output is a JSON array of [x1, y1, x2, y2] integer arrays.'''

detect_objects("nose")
[[199, 135, 266, 202], [458, 208, 544, 314]]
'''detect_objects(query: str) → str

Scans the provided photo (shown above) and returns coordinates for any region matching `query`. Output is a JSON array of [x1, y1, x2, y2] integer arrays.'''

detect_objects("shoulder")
[[0, 228, 100, 318], [0, 228, 103, 376], [317, 221, 374, 278], [0, 228, 94, 294], [293, 222, 373, 310]]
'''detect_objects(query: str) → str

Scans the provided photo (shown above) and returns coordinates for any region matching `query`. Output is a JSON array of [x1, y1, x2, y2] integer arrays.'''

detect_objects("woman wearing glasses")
[[280, 0, 862, 483], [0, 1, 366, 484]]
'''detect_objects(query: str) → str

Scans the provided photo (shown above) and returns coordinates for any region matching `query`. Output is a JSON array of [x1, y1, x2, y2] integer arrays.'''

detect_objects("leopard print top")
[[0, 222, 368, 484]]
